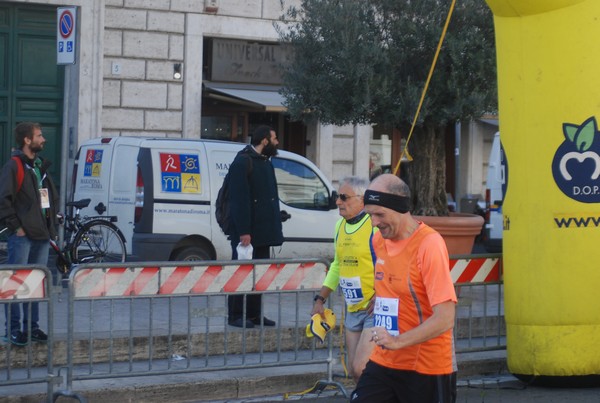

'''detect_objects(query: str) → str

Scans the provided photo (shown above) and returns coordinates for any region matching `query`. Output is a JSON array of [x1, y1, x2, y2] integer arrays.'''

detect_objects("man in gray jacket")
[[0, 122, 59, 346]]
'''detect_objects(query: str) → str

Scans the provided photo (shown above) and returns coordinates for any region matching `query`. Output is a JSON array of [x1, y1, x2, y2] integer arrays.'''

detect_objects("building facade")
[[0, 0, 494, 208]]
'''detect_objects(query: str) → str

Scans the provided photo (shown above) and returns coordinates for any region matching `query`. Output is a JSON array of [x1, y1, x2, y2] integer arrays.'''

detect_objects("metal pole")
[[454, 120, 461, 209], [352, 125, 358, 175], [59, 65, 71, 246]]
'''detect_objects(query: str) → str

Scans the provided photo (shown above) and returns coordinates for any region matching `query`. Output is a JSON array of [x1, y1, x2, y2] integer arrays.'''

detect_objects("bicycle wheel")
[[71, 220, 126, 264]]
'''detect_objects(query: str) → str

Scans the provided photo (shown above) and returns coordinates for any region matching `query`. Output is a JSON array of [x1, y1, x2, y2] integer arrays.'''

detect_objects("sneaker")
[[27, 328, 48, 342], [251, 316, 276, 326], [228, 317, 254, 328], [3, 331, 28, 346]]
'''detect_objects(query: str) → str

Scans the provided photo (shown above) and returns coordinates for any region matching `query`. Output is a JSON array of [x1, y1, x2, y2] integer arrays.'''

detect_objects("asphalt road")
[[202, 376, 600, 402]]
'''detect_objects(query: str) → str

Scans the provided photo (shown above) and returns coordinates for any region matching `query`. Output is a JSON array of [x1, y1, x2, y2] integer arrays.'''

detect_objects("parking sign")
[[57, 7, 77, 65]]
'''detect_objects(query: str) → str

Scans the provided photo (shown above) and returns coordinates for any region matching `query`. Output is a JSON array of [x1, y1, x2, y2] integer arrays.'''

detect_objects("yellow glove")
[[305, 308, 336, 343]]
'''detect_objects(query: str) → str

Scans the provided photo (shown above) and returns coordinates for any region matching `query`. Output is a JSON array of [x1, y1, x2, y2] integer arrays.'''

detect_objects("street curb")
[[4, 350, 508, 402]]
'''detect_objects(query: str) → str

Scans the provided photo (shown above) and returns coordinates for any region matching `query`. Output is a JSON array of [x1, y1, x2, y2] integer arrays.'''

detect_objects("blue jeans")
[[4, 234, 49, 335]]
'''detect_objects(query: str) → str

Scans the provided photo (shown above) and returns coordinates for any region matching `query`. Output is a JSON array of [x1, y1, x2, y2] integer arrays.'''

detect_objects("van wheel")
[[172, 246, 212, 261]]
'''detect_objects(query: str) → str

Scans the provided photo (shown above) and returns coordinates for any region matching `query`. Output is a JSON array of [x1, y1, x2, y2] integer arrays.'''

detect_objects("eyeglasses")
[[336, 193, 362, 202]]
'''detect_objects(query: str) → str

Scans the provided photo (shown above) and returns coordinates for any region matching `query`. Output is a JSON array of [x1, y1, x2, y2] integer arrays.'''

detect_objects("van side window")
[[272, 158, 330, 210]]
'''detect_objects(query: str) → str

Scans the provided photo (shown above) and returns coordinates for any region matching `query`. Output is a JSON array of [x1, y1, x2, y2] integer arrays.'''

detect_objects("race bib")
[[374, 297, 399, 335], [340, 276, 364, 305], [39, 188, 50, 209]]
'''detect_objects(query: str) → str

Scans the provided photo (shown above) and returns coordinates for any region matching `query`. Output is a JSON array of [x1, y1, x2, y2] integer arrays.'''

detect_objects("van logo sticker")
[[552, 116, 600, 202], [84, 149, 103, 177], [160, 153, 201, 193]]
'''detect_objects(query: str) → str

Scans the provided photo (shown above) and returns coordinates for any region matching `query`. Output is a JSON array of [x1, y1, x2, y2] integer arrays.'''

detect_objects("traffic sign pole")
[[57, 7, 77, 65]]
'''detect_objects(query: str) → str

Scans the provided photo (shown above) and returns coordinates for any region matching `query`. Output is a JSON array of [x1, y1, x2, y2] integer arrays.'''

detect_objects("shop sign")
[[211, 38, 293, 85]]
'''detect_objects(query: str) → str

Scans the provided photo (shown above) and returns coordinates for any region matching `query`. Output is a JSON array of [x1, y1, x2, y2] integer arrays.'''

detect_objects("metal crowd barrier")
[[1, 254, 505, 402], [450, 253, 505, 353], [53, 258, 346, 401], [0, 265, 54, 402]]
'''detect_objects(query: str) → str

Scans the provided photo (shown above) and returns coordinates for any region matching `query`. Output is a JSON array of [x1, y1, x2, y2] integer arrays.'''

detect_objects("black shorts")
[[350, 361, 457, 403]]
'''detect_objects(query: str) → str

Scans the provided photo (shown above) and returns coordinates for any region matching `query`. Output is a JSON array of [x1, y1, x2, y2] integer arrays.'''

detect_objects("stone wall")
[[103, 0, 188, 137]]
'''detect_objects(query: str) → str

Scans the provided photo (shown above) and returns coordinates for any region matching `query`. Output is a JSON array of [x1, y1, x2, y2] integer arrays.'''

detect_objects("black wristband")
[[313, 295, 326, 304]]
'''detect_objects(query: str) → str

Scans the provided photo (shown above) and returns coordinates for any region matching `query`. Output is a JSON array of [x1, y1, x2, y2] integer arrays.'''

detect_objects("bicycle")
[[51, 198, 127, 276]]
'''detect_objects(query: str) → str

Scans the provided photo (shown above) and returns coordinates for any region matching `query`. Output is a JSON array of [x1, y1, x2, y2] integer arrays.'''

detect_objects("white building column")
[[182, 13, 203, 139], [353, 124, 371, 178], [308, 122, 334, 182]]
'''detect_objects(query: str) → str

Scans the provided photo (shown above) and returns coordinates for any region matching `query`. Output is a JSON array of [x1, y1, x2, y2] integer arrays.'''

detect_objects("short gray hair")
[[339, 176, 369, 196]]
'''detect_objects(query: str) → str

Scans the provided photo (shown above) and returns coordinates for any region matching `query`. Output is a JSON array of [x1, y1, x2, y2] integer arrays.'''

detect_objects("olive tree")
[[278, 0, 497, 215]]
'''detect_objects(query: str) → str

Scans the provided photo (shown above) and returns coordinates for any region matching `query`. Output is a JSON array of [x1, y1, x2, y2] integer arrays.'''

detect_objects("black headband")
[[363, 189, 411, 213]]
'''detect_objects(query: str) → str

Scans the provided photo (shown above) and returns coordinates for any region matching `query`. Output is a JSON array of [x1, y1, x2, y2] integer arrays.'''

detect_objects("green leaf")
[[574, 118, 597, 152], [563, 124, 578, 143]]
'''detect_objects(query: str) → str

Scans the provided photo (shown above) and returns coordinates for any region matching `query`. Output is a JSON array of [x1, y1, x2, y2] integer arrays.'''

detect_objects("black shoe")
[[251, 316, 276, 326], [228, 318, 254, 328], [27, 328, 48, 342], [3, 331, 28, 346]]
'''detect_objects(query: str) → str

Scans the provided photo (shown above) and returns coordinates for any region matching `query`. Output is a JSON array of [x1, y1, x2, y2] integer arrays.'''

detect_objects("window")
[[201, 116, 232, 140], [272, 157, 331, 210], [201, 114, 248, 142]]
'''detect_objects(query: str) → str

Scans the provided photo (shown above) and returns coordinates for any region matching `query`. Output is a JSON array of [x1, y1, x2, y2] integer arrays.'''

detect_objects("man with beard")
[[226, 125, 284, 328], [0, 122, 59, 346]]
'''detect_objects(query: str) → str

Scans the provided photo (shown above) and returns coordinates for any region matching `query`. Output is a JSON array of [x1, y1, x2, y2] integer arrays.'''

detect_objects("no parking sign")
[[57, 7, 77, 64]]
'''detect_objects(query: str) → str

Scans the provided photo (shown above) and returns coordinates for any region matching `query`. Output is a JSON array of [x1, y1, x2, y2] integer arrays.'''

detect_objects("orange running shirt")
[[370, 223, 457, 375]]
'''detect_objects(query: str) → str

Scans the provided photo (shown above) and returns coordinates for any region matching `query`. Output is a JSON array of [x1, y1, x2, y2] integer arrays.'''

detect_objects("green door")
[[0, 4, 64, 188]]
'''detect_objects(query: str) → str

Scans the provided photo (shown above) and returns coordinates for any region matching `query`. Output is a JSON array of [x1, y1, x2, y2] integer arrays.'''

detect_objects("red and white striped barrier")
[[0, 268, 46, 300], [71, 257, 500, 298], [73, 261, 328, 298], [450, 256, 502, 284]]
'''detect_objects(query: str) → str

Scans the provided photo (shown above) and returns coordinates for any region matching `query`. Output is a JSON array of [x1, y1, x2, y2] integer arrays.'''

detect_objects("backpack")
[[0, 157, 25, 232], [215, 154, 253, 236], [12, 156, 25, 193]]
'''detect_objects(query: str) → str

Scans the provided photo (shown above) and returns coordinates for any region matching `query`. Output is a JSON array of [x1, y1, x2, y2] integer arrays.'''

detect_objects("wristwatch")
[[313, 295, 326, 304]]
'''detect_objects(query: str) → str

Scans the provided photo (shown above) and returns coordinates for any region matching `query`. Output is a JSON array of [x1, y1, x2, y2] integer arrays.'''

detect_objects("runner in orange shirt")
[[351, 173, 457, 403]]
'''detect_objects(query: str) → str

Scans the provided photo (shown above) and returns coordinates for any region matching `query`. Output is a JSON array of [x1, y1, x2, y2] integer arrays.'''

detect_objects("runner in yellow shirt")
[[311, 176, 377, 382]]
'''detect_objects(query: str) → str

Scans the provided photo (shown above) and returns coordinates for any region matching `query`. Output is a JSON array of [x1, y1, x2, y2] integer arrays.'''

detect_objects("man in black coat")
[[0, 122, 59, 346], [227, 125, 284, 328]]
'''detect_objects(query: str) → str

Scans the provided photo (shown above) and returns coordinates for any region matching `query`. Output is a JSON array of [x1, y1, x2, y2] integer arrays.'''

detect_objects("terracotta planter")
[[415, 213, 484, 255]]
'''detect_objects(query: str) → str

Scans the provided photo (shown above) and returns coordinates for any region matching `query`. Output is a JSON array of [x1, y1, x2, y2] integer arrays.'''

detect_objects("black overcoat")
[[227, 145, 283, 248]]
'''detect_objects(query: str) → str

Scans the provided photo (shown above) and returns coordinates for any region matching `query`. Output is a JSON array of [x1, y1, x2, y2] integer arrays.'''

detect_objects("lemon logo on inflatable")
[[552, 116, 600, 202]]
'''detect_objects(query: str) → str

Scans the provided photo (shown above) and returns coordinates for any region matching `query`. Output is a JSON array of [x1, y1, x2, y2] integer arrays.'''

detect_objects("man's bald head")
[[369, 174, 411, 198], [364, 174, 415, 240], [364, 174, 412, 214]]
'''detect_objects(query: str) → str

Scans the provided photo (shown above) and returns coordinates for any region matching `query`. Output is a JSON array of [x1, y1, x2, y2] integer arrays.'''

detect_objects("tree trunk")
[[402, 124, 449, 216]]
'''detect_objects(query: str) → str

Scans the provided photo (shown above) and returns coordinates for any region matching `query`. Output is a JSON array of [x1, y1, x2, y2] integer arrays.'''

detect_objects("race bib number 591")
[[374, 297, 399, 335]]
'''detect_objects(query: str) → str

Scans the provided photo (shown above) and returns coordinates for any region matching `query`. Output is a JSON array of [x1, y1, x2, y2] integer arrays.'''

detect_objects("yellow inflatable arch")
[[485, 0, 600, 384]]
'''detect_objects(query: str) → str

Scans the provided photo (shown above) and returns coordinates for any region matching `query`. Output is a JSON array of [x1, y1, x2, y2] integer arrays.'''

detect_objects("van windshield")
[[272, 158, 330, 210]]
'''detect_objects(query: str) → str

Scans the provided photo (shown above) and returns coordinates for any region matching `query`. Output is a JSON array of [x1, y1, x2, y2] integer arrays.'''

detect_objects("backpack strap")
[[11, 156, 25, 193]]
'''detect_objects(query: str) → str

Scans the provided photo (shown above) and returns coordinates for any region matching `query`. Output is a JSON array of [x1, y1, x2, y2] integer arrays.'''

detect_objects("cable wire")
[[393, 0, 457, 176]]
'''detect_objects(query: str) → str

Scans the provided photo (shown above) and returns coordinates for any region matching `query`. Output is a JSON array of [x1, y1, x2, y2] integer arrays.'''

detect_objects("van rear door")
[[105, 142, 139, 248], [72, 139, 114, 218], [72, 138, 140, 249]]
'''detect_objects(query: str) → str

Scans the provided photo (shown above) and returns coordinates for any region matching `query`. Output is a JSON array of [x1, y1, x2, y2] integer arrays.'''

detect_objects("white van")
[[484, 132, 506, 252], [71, 137, 339, 261]]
